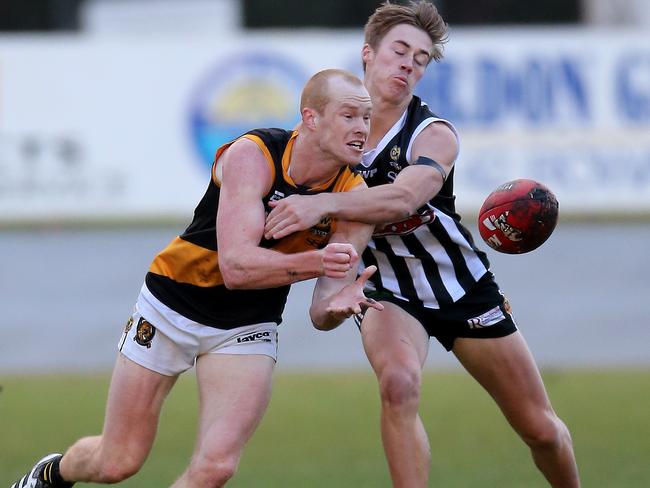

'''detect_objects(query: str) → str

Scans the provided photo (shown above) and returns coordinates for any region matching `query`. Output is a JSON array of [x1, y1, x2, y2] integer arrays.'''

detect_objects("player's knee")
[[520, 412, 571, 451], [97, 446, 148, 484], [378, 365, 421, 410], [94, 444, 146, 483], [95, 458, 142, 483], [187, 453, 239, 487]]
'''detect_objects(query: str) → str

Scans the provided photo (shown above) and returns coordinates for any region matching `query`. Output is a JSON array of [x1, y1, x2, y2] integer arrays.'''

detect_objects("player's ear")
[[361, 44, 373, 65], [301, 107, 319, 131]]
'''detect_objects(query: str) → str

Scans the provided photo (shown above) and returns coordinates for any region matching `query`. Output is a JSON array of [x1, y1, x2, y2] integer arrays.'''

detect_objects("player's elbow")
[[219, 256, 249, 290], [309, 310, 338, 331], [221, 269, 246, 290], [389, 186, 422, 218], [311, 319, 337, 331]]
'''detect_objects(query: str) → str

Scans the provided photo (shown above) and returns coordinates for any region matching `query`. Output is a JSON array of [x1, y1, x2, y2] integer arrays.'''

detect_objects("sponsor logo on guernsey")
[[356, 168, 378, 179], [467, 306, 506, 329], [236, 331, 272, 344], [269, 190, 285, 202], [373, 209, 435, 237], [309, 217, 332, 238]]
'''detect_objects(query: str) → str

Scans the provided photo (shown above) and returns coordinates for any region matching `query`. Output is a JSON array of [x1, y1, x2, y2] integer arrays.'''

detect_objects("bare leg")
[[172, 353, 275, 488], [59, 354, 177, 483], [361, 303, 431, 488], [453, 332, 580, 488]]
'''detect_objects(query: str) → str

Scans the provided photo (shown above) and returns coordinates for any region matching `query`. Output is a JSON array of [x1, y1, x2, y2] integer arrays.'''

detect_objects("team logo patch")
[[389, 146, 402, 170], [467, 306, 506, 329], [389, 145, 401, 161], [134, 317, 156, 348]]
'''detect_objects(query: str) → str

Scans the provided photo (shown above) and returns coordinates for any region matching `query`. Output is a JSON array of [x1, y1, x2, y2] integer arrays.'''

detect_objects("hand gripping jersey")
[[357, 96, 490, 309], [145, 128, 363, 329]]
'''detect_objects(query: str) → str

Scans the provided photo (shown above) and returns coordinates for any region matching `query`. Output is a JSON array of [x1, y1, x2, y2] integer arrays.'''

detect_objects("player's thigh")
[[452, 332, 553, 425], [361, 302, 430, 374], [101, 353, 177, 453], [193, 353, 275, 456]]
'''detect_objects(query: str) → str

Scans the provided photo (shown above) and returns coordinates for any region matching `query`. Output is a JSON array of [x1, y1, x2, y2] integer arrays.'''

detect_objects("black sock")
[[40, 457, 74, 488]]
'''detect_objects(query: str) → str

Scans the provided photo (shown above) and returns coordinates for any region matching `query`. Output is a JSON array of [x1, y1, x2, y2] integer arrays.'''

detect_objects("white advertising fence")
[[1, 28, 649, 223]]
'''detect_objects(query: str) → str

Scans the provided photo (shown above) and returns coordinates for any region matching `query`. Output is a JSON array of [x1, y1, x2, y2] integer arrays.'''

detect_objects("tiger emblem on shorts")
[[134, 317, 156, 348]]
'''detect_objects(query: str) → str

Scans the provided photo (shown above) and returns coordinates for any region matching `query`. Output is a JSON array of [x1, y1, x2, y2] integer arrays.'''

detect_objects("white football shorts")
[[118, 284, 278, 376]]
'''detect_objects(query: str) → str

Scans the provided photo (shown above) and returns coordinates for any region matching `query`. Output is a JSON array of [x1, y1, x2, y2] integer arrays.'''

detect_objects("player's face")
[[363, 24, 433, 102], [317, 79, 372, 165]]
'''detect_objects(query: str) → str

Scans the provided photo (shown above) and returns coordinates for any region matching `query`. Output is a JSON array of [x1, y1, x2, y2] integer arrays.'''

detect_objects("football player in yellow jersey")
[[12, 69, 383, 488]]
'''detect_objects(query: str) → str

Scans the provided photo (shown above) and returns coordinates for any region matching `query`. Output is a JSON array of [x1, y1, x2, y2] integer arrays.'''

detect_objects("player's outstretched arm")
[[264, 122, 458, 240], [310, 265, 383, 331], [309, 219, 383, 330], [217, 139, 357, 289]]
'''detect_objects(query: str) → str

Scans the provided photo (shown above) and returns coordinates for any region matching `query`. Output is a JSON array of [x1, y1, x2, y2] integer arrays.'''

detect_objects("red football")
[[478, 179, 559, 254]]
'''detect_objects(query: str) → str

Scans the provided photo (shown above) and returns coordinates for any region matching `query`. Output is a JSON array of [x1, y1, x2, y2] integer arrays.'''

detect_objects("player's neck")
[[289, 135, 340, 188], [367, 95, 411, 149]]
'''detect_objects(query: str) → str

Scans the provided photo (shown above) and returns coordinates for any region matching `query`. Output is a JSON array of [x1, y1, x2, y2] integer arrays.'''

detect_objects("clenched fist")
[[320, 242, 358, 279]]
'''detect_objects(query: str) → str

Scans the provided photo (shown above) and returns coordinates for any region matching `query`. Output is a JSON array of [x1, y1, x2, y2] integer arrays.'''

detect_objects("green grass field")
[[2, 369, 649, 487]]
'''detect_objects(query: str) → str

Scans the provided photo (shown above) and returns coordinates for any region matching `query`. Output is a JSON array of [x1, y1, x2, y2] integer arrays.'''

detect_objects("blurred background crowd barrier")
[[1, 0, 649, 225]]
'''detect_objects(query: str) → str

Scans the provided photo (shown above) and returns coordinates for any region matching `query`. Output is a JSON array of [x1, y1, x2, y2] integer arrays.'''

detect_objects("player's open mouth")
[[347, 141, 364, 151]]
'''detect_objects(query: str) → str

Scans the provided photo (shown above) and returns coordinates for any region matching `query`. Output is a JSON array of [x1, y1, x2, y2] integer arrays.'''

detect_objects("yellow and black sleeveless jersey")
[[145, 128, 363, 329]]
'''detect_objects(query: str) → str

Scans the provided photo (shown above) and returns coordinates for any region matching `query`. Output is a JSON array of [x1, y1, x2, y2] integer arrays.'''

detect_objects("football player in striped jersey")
[[264, 3, 580, 487]]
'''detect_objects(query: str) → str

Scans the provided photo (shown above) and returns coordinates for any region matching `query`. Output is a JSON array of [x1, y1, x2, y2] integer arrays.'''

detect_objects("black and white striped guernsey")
[[358, 95, 491, 309]]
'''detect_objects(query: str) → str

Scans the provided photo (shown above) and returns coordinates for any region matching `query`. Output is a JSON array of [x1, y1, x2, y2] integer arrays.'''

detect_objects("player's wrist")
[[322, 192, 340, 219], [315, 248, 327, 277]]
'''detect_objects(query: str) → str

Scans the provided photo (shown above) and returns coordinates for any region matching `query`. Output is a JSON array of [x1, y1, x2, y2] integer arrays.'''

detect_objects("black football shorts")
[[357, 273, 518, 351]]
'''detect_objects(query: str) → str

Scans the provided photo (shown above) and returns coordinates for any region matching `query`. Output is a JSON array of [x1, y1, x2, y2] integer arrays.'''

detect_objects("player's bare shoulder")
[[411, 121, 459, 167], [220, 137, 268, 170], [216, 136, 273, 189]]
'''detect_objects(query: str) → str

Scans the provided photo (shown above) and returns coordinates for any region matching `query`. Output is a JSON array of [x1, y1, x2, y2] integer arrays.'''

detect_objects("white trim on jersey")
[[405, 116, 460, 163], [359, 109, 408, 168]]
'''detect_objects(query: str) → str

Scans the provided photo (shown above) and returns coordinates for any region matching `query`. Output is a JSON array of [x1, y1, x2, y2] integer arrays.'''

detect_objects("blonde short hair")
[[364, 0, 448, 67]]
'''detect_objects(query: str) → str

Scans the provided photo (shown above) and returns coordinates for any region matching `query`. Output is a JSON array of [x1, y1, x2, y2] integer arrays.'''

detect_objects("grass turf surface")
[[2, 369, 648, 487]]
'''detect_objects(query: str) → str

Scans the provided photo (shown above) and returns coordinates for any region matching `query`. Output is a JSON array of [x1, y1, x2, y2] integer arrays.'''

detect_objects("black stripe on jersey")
[[427, 219, 477, 293], [373, 237, 424, 308], [145, 273, 290, 329], [180, 177, 220, 251], [400, 233, 454, 305], [248, 128, 290, 164]]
